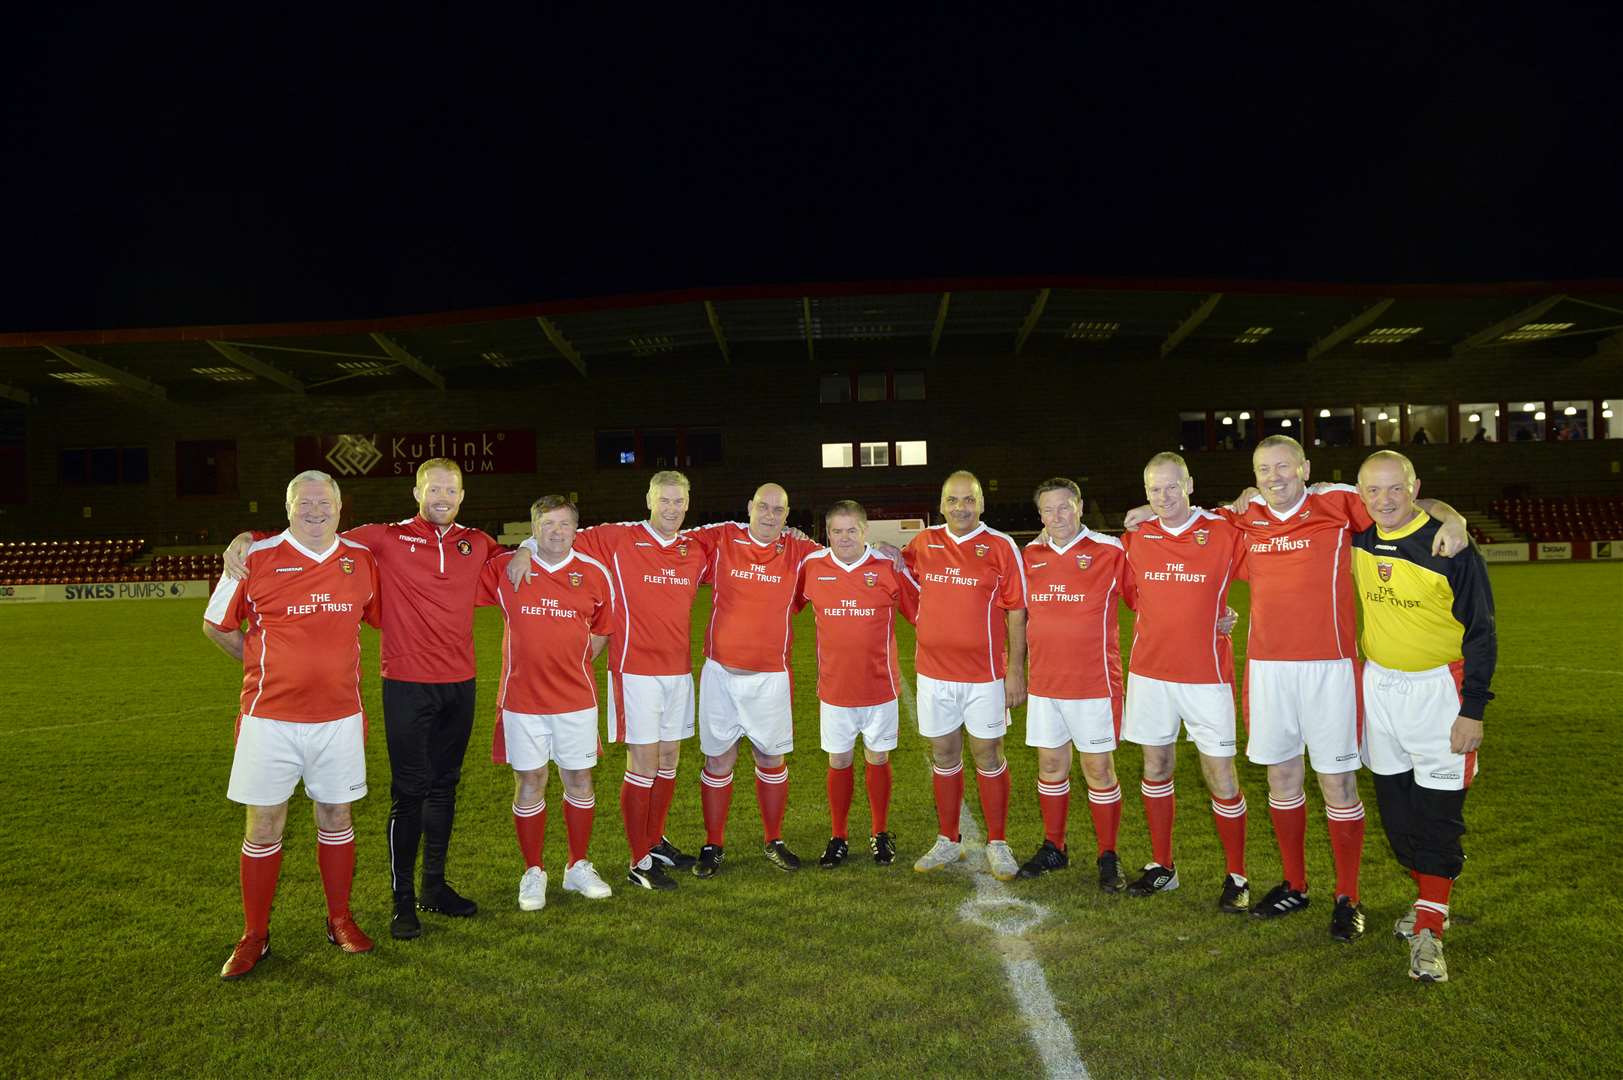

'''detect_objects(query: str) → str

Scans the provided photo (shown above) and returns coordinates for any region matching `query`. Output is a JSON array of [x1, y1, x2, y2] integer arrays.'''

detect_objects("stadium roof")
[[2, 276, 1620, 405]]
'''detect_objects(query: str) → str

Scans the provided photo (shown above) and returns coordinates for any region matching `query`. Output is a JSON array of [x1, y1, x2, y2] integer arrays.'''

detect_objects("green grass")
[[1, 563, 1620, 1078]]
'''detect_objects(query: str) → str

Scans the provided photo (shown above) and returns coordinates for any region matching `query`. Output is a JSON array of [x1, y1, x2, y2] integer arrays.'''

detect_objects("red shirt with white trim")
[[1023, 528, 1131, 700], [903, 523, 1028, 683], [1212, 486, 1372, 662], [794, 546, 920, 707], [476, 549, 615, 714], [696, 522, 823, 673], [205, 531, 382, 723], [571, 522, 712, 677], [1121, 510, 1244, 685]]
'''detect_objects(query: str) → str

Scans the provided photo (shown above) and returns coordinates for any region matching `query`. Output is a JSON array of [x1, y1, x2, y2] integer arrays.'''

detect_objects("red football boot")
[[220, 932, 270, 980], [325, 914, 375, 954]]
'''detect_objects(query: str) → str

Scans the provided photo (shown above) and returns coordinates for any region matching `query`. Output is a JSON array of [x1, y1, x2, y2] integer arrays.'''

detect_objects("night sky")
[[5, 4, 1620, 332]]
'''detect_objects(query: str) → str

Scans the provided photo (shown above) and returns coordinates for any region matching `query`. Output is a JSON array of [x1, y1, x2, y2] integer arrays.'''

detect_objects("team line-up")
[[204, 438, 1496, 987]]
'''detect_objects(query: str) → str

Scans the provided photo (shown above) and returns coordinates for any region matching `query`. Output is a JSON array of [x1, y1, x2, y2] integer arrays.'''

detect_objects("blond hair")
[[416, 458, 463, 486], [1253, 435, 1305, 465], [285, 469, 340, 512], [1142, 451, 1189, 482]]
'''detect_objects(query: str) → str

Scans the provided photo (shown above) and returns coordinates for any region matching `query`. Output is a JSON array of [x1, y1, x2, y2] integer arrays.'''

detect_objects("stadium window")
[[1602, 399, 1619, 439], [685, 428, 724, 466], [1361, 405, 1401, 447], [895, 440, 928, 466], [642, 429, 679, 468], [1407, 404, 1446, 446], [596, 430, 637, 466], [859, 441, 890, 467], [1213, 410, 1254, 450], [1457, 403, 1497, 443], [1552, 401, 1590, 440], [121, 446, 149, 484], [60, 445, 150, 486], [856, 373, 888, 402], [819, 374, 852, 404], [1262, 409, 1302, 440], [821, 442, 855, 468], [1178, 411, 1208, 451], [175, 439, 238, 497], [1314, 407, 1355, 448], [894, 370, 926, 400], [1507, 402, 1545, 442]]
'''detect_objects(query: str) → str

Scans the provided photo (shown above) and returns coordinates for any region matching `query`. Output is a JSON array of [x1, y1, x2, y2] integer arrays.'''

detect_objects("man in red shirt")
[[1119, 454, 1252, 911], [227, 457, 502, 939], [905, 470, 1028, 881], [477, 495, 616, 910], [794, 500, 920, 868], [205, 470, 382, 980], [690, 483, 824, 877]]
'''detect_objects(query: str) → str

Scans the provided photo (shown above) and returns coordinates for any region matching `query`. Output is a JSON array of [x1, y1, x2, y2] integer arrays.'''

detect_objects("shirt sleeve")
[[1447, 546, 1498, 720], [1115, 547, 1138, 612], [994, 537, 1027, 611], [792, 561, 811, 614], [361, 556, 384, 629], [590, 568, 616, 636], [1323, 487, 1374, 532], [902, 533, 923, 574], [475, 555, 506, 608], [572, 525, 610, 561], [342, 523, 386, 548], [203, 572, 248, 631], [895, 564, 921, 624]]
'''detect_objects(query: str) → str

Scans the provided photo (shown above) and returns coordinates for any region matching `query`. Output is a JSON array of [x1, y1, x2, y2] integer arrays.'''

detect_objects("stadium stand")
[[0, 539, 223, 584], [1490, 496, 1623, 542]]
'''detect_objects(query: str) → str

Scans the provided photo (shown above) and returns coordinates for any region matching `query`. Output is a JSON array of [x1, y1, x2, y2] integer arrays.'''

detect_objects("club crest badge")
[[974, 544, 989, 558], [863, 571, 878, 587], [456, 538, 473, 556], [568, 571, 583, 587], [677, 542, 688, 557], [1377, 560, 1393, 582], [1194, 530, 1209, 546], [775, 543, 784, 555], [1077, 553, 1093, 570], [339, 557, 354, 574]]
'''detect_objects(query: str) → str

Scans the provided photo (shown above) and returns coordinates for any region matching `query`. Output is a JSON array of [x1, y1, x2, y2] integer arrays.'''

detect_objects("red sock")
[[1141, 778, 1176, 868], [621, 771, 654, 864], [755, 764, 789, 842], [700, 768, 733, 846], [1326, 801, 1365, 903], [1086, 782, 1122, 855], [513, 798, 546, 868], [315, 826, 356, 920], [932, 762, 964, 841], [651, 767, 677, 846], [865, 761, 892, 834], [1268, 791, 1308, 891], [975, 761, 1011, 842], [1415, 874, 1454, 937], [239, 839, 283, 937], [1210, 792, 1248, 878], [562, 791, 594, 867], [827, 765, 854, 838], [1038, 777, 1070, 849]]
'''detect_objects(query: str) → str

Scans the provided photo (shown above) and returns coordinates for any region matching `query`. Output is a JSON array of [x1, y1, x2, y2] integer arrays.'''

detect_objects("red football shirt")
[[795, 546, 920, 707], [205, 532, 382, 723], [1121, 510, 1244, 684], [1023, 528, 1131, 700], [571, 521, 712, 677], [1213, 486, 1372, 662], [697, 522, 823, 673], [903, 523, 1027, 683], [477, 549, 615, 714]]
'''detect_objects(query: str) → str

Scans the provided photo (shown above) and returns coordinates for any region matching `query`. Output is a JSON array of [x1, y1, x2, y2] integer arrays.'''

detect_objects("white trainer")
[[985, 840, 1020, 881], [913, 834, 965, 872], [1393, 906, 1452, 941], [518, 866, 547, 911], [1409, 928, 1448, 983], [562, 859, 613, 900]]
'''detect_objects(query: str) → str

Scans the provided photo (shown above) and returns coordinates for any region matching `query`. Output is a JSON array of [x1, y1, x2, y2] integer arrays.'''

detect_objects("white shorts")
[[227, 712, 367, 806], [607, 671, 695, 746], [1361, 659, 1478, 791], [698, 659, 794, 757], [820, 699, 900, 755], [503, 707, 598, 772], [1122, 674, 1236, 758], [1025, 694, 1121, 753], [1244, 658, 1360, 774], [916, 674, 1009, 740]]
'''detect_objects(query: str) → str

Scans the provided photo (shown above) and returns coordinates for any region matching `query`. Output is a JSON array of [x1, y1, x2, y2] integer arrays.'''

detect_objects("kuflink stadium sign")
[[294, 430, 537, 478]]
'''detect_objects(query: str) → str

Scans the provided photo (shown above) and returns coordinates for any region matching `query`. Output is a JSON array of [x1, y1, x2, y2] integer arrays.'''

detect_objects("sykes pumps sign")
[[294, 430, 537, 478]]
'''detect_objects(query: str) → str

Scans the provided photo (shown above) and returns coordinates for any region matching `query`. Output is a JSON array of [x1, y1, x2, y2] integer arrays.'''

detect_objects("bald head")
[[747, 482, 790, 543], [1358, 450, 1422, 531]]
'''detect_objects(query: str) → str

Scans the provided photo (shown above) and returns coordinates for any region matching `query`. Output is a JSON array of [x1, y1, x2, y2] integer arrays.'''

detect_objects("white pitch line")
[[2, 704, 222, 736], [1499, 664, 1623, 677], [900, 678, 1091, 1080]]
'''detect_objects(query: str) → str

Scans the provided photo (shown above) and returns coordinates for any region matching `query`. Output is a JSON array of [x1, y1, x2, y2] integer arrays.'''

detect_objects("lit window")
[[1409, 404, 1445, 445], [821, 443, 854, 468], [1235, 327, 1273, 344], [1500, 322, 1575, 342], [1458, 403, 1495, 443], [1355, 327, 1423, 345], [857, 373, 888, 402], [1263, 409, 1302, 439], [1361, 405, 1401, 446], [1066, 321, 1119, 341], [190, 366, 255, 383], [859, 442, 890, 467], [896, 440, 928, 466]]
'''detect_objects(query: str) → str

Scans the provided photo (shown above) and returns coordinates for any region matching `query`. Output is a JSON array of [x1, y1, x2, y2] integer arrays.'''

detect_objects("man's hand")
[[506, 545, 535, 591], [1307, 482, 1334, 495], [1217, 605, 1239, 637], [784, 526, 811, 542], [1433, 518, 1468, 558], [1228, 487, 1261, 514], [873, 541, 904, 569], [1004, 667, 1028, 710], [223, 532, 253, 580], [1122, 505, 1154, 531], [1450, 716, 1483, 755]]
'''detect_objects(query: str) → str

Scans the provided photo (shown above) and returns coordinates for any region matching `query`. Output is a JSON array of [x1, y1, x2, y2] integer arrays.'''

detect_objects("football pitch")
[[1, 562, 1619, 1079]]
